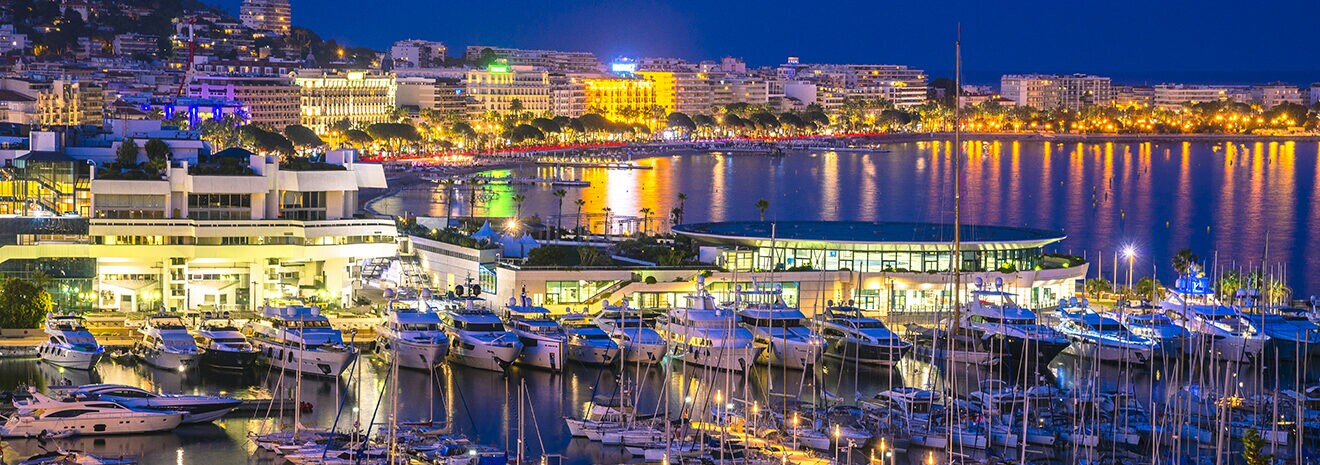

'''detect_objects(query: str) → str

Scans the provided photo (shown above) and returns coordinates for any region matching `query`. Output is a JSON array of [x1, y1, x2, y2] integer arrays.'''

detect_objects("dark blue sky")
[[213, 0, 1320, 85]]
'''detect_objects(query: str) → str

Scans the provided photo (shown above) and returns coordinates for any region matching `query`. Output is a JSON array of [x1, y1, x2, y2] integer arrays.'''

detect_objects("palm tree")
[[755, 198, 769, 221], [670, 207, 682, 228], [1171, 248, 1199, 277], [574, 198, 586, 234], [552, 189, 567, 236], [639, 207, 652, 235], [441, 178, 457, 223], [676, 192, 687, 224], [602, 207, 613, 240], [512, 192, 526, 219]]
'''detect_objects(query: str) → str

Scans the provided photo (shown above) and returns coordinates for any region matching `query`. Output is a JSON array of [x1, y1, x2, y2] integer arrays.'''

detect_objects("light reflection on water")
[[374, 141, 1320, 291]]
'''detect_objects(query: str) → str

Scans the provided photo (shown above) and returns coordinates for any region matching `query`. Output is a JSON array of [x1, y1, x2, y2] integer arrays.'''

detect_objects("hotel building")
[[408, 221, 1086, 317], [187, 74, 301, 128], [1151, 84, 1241, 111], [239, 0, 292, 35], [0, 123, 396, 312], [292, 69, 397, 134], [1001, 74, 1112, 110], [462, 46, 603, 73], [463, 65, 551, 118], [582, 77, 657, 123]]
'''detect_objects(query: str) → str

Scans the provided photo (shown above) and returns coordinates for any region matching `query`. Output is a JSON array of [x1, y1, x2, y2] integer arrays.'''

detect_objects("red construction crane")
[[175, 16, 198, 97]]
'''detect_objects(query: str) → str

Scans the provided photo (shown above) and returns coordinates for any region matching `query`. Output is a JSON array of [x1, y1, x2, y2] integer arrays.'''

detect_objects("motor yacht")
[[560, 313, 620, 365], [192, 314, 259, 371], [731, 284, 823, 370], [594, 300, 665, 364], [815, 302, 912, 366], [133, 314, 200, 371], [0, 391, 183, 437], [1161, 269, 1268, 361], [37, 314, 104, 370], [498, 293, 566, 371], [654, 277, 762, 372], [437, 285, 522, 372], [959, 278, 1071, 366], [245, 301, 358, 377], [1055, 299, 1158, 363], [52, 384, 240, 424], [375, 288, 449, 371]]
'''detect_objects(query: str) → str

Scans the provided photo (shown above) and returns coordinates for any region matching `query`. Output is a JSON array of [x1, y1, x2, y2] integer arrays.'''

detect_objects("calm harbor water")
[[373, 139, 1320, 293], [1, 352, 1313, 465]]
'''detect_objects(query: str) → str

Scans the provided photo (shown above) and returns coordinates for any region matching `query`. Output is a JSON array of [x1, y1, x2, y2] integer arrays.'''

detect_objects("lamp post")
[[1123, 245, 1137, 293], [833, 424, 841, 465]]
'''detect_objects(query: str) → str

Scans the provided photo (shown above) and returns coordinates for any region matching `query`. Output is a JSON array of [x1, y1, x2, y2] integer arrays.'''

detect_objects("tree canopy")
[[284, 124, 324, 148], [0, 278, 51, 329], [239, 126, 295, 157]]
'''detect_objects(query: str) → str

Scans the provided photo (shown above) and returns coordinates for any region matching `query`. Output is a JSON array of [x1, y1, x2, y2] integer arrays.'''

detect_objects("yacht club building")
[[408, 221, 1087, 316]]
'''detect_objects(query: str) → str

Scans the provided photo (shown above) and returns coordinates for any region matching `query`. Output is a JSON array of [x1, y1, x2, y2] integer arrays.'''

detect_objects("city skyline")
[[212, 0, 1320, 85]]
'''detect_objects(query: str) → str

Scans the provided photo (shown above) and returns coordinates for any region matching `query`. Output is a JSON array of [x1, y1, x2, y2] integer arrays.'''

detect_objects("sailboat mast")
[[951, 25, 963, 330]]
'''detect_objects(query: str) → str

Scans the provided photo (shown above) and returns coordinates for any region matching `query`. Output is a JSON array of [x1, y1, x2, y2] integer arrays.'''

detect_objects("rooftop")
[[673, 221, 1065, 246]]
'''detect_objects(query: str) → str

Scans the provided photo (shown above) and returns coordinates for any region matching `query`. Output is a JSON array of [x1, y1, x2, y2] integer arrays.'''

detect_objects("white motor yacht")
[[375, 288, 449, 371], [245, 301, 358, 377], [51, 384, 241, 424], [1161, 269, 1268, 361], [1055, 299, 1158, 363], [37, 314, 104, 370], [560, 313, 620, 365], [499, 294, 566, 371], [594, 300, 665, 364], [654, 276, 762, 372], [0, 390, 184, 437], [732, 284, 823, 370], [193, 314, 260, 371], [959, 278, 1071, 366], [437, 285, 522, 372], [815, 302, 912, 366], [133, 314, 200, 371]]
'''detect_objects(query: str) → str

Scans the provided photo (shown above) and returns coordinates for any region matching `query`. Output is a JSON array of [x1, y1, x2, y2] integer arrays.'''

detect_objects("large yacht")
[[560, 313, 621, 365], [655, 277, 762, 372], [133, 314, 201, 371], [37, 314, 104, 370], [375, 288, 449, 371], [731, 284, 824, 370], [594, 300, 665, 364], [959, 278, 1071, 366], [438, 286, 523, 372], [815, 303, 912, 366], [1161, 270, 1268, 361], [1054, 299, 1158, 363], [499, 294, 567, 371], [52, 384, 241, 424], [245, 301, 358, 377], [0, 391, 184, 437], [1108, 301, 1188, 359], [192, 314, 260, 371]]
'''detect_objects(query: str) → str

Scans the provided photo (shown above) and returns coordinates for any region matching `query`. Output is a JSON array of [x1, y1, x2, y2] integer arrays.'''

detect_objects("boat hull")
[[0, 412, 184, 437], [37, 344, 102, 370], [823, 338, 910, 366], [1066, 340, 1155, 364], [619, 340, 664, 364], [755, 339, 822, 370], [516, 339, 565, 371], [252, 339, 356, 377], [447, 341, 521, 372], [375, 338, 448, 371], [669, 344, 761, 372], [199, 347, 260, 371], [567, 343, 618, 365], [135, 344, 200, 371]]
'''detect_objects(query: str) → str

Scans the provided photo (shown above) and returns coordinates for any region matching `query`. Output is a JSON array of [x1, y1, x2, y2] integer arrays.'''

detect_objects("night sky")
[[211, 0, 1320, 85]]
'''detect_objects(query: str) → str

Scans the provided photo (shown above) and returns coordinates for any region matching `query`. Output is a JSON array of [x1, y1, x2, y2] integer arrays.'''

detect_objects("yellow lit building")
[[582, 77, 657, 123], [292, 69, 396, 134], [464, 65, 551, 118]]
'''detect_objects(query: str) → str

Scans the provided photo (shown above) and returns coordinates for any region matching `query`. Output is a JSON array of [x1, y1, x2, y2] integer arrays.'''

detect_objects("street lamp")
[[1123, 245, 1137, 292]]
